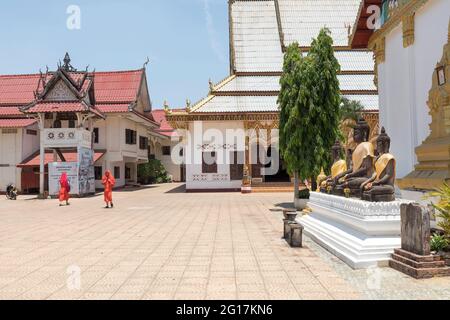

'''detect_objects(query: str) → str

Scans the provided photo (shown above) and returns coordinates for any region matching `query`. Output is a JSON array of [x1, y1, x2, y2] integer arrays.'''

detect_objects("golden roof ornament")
[[163, 100, 172, 114], [185, 99, 191, 113], [208, 78, 214, 92]]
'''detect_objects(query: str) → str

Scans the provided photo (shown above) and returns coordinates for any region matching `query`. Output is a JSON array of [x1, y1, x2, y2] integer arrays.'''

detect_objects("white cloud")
[[202, 0, 226, 63]]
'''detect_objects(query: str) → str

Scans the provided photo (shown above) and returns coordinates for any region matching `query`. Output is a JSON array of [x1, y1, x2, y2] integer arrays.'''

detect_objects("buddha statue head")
[[353, 117, 370, 144], [331, 140, 343, 162], [376, 127, 391, 155]]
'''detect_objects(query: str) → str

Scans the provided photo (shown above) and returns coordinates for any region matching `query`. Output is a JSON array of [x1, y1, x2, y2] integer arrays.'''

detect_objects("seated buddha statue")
[[320, 140, 347, 193], [361, 127, 396, 202], [334, 117, 375, 197]]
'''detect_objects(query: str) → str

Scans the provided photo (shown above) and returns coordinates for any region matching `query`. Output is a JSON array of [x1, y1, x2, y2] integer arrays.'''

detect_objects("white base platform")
[[298, 192, 409, 269]]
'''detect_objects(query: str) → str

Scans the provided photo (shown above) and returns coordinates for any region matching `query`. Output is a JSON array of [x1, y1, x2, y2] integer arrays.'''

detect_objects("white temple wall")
[[185, 121, 245, 190], [158, 138, 182, 182], [377, 0, 449, 179]]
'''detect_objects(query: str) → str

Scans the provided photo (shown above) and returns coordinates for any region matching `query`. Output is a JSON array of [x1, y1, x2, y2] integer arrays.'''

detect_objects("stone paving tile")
[[0, 184, 449, 300]]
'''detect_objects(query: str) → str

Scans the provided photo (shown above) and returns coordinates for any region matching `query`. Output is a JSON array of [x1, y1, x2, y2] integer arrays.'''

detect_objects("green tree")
[[278, 28, 341, 202], [278, 42, 303, 198], [340, 97, 364, 122], [306, 28, 342, 188]]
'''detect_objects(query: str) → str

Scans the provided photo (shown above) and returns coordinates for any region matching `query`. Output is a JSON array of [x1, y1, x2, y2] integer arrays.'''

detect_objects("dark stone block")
[[400, 203, 431, 256]]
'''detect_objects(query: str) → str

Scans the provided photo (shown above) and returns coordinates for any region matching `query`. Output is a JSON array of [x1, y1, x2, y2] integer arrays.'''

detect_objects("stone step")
[[389, 258, 450, 279], [394, 248, 441, 262], [391, 253, 446, 269]]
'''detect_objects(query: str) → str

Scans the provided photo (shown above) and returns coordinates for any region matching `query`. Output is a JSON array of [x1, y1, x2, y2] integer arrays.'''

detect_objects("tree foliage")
[[278, 28, 342, 182]]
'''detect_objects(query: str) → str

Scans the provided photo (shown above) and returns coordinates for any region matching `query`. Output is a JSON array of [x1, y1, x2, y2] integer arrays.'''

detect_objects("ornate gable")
[[44, 79, 78, 101]]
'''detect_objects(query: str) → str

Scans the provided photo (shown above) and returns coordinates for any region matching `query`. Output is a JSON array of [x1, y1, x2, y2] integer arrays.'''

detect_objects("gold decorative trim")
[[369, 0, 428, 49], [402, 14, 415, 48], [374, 37, 386, 64]]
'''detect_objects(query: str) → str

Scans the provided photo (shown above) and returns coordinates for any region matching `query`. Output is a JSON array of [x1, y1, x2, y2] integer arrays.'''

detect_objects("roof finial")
[[186, 99, 191, 112], [62, 52, 76, 72], [208, 78, 214, 92], [164, 100, 172, 115], [143, 57, 150, 69]]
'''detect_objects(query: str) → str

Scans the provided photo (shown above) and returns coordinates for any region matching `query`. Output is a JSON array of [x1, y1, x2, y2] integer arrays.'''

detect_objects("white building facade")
[[168, 0, 380, 192]]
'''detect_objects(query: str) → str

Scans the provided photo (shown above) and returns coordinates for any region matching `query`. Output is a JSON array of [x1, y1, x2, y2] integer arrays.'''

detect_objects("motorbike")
[[5, 184, 18, 200]]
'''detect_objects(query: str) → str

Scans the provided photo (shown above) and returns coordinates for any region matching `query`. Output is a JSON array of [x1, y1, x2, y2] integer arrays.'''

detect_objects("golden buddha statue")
[[320, 140, 347, 193], [334, 117, 375, 197], [361, 127, 396, 202]]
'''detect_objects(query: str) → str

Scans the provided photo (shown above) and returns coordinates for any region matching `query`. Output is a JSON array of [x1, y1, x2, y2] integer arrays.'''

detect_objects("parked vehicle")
[[5, 183, 18, 200]]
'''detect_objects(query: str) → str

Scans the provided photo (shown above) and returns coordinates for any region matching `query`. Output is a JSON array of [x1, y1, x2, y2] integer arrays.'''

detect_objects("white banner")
[[78, 147, 95, 195], [48, 162, 79, 196]]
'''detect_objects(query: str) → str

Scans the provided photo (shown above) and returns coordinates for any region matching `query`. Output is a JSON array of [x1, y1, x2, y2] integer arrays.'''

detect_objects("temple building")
[[167, 0, 380, 192], [350, 0, 450, 191], [0, 54, 176, 194]]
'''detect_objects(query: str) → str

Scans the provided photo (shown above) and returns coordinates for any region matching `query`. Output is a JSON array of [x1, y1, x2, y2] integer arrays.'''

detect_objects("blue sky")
[[0, 0, 229, 109]]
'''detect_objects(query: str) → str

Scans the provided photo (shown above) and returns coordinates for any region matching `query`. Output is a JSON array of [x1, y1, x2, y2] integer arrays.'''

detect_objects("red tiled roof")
[[96, 103, 130, 113], [22, 101, 104, 119], [24, 101, 88, 113], [0, 118, 37, 128], [0, 69, 144, 107], [0, 74, 42, 105], [18, 150, 106, 167], [0, 106, 23, 116], [151, 109, 177, 137], [92, 70, 143, 104]]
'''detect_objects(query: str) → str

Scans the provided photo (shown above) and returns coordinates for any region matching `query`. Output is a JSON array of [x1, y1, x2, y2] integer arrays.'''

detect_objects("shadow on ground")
[[270, 202, 295, 212], [165, 184, 186, 194]]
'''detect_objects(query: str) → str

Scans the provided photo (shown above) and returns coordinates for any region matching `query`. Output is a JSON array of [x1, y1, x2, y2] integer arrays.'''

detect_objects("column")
[[38, 113, 45, 198]]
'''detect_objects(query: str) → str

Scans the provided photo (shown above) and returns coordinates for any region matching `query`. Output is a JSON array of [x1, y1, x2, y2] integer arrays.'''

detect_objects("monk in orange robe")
[[59, 172, 70, 206], [102, 170, 116, 208]]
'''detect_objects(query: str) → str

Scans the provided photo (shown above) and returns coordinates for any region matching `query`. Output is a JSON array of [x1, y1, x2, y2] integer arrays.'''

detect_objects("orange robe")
[[102, 173, 116, 203], [59, 180, 70, 202]]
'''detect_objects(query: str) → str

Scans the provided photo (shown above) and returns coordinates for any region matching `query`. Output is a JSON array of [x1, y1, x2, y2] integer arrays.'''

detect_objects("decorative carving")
[[374, 37, 386, 64], [197, 144, 237, 151], [309, 192, 408, 219], [402, 14, 415, 48], [45, 80, 77, 101]]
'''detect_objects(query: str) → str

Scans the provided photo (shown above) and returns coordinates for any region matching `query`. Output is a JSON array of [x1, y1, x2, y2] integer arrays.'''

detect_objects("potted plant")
[[294, 188, 310, 211]]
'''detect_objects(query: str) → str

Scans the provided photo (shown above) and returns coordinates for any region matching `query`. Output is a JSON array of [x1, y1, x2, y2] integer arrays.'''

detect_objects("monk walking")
[[59, 172, 70, 206], [102, 170, 116, 208]]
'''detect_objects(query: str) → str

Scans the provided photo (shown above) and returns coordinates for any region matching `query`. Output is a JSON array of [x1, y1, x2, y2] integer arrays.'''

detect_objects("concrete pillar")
[[38, 113, 45, 198], [39, 145, 45, 198]]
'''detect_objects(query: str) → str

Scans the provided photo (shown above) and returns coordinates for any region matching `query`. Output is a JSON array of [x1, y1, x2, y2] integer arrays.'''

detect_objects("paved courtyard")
[[0, 183, 449, 300]]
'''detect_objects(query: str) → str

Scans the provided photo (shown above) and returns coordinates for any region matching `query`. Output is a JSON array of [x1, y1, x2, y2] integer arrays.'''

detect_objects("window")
[[2, 129, 17, 134], [162, 146, 171, 156], [93, 128, 99, 144], [202, 152, 217, 174], [139, 136, 149, 150], [94, 166, 102, 180], [230, 151, 244, 181], [114, 166, 121, 179], [68, 120, 75, 128], [125, 129, 137, 145], [53, 120, 61, 128], [26, 129, 37, 136]]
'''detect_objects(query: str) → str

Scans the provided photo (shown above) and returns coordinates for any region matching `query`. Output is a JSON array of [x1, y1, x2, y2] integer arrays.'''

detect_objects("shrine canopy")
[[0, 53, 157, 126], [18, 53, 104, 121]]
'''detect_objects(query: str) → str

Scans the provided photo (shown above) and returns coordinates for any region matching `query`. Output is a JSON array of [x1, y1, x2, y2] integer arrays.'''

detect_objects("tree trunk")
[[311, 175, 317, 192], [294, 172, 299, 200]]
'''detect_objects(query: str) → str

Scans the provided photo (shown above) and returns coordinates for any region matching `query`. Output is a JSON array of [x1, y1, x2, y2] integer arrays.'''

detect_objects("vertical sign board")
[[48, 162, 79, 196], [78, 147, 95, 195]]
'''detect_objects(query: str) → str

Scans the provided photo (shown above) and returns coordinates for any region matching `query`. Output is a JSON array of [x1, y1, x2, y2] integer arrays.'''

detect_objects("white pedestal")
[[298, 192, 410, 269]]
